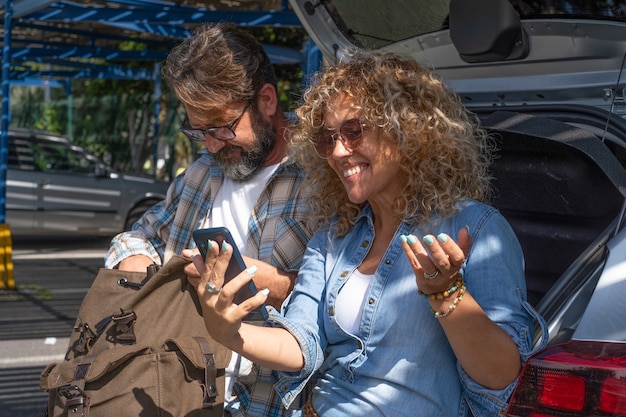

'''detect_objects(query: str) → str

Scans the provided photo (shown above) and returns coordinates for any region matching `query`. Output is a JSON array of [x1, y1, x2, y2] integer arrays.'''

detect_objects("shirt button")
[[329, 306, 335, 316], [361, 240, 369, 248], [385, 259, 391, 264], [341, 271, 349, 277], [368, 298, 375, 305]]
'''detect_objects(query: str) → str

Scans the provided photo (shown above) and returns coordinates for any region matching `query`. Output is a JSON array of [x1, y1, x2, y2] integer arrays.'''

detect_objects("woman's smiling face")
[[324, 96, 406, 207]]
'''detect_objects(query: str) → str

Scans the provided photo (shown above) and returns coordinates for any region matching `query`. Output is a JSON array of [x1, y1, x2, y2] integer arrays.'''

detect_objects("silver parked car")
[[6, 128, 169, 236], [290, 0, 626, 415]]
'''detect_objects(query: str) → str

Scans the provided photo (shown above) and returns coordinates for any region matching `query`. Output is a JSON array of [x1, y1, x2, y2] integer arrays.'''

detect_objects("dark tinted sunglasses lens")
[[208, 127, 236, 141], [313, 132, 333, 158], [341, 119, 363, 145]]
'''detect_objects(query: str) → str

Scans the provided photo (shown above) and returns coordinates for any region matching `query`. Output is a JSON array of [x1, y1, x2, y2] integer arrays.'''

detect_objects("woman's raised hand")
[[400, 226, 471, 296]]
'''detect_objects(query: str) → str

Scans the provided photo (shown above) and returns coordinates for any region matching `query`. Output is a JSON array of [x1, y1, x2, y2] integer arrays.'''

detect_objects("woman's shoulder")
[[433, 199, 508, 233], [455, 199, 518, 240], [456, 198, 499, 217]]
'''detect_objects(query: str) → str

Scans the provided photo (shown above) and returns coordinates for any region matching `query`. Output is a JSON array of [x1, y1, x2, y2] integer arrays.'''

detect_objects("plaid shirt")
[[229, 365, 306, 417], [105, 151, 314, 417]]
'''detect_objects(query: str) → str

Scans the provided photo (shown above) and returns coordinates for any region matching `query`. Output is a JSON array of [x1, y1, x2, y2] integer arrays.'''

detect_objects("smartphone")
[[192, 227, 269, 323]]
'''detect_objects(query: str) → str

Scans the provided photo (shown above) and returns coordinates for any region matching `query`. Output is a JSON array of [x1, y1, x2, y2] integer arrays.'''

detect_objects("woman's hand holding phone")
[[183, 240, 268, 347], [186, 227, 269, 324]]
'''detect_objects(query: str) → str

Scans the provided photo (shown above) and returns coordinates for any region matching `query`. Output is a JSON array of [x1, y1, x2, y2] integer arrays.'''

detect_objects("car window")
[[32, 140, 95, 174], [326, 0, 450, 49], [8, 138, 36, 171], [325, 0, 626, 49]]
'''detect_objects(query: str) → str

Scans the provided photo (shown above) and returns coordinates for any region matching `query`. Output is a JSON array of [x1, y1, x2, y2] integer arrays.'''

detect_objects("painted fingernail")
[[423, 235, 434, 246], [260, 288, 270, 297], [464, 225, 470, 234], [222, 240, 228, 252], [407, 235, 417, 244], [399, 235, 407, 243], [207, 240, 214, 250], [437, 233, 447, 243], [247, 265, 258, 275]]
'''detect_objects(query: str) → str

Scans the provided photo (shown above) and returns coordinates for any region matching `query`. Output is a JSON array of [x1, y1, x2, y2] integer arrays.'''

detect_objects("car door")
[[30, 137, 125, 235]]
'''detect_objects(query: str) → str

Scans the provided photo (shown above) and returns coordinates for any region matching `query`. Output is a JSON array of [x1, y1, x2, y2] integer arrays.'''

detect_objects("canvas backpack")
[[40, 254, 231, 417]]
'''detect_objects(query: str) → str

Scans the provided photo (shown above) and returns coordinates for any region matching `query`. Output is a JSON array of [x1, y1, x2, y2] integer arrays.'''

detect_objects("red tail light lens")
[[507, 341, 626, 416], [539, 373, 585, 411], [601, 377, 626, 414]]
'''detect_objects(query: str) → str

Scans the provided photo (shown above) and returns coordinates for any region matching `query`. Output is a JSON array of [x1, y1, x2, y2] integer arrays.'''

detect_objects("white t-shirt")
[[203, 164, 279, 250], [200, 163, 279, 401]]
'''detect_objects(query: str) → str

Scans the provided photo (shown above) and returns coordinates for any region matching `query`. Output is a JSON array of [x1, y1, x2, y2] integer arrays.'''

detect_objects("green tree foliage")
[[248, 26, 308, 110], [12, 86, 64, 133], [9, 27, 308, 180]]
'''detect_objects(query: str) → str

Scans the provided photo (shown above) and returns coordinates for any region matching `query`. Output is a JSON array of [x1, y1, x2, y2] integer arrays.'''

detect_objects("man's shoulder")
[[273, 161, 308, 192], [184, 153, 222, 174], [274, 156, 306, 176]]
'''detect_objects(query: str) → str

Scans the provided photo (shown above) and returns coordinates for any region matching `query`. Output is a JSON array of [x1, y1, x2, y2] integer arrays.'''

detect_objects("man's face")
[[184, 103, 276, 182], [214, 105, 276, 182]]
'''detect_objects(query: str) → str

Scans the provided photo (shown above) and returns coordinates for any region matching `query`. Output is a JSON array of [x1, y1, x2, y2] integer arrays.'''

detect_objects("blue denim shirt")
[[268, 199, 547, 417]]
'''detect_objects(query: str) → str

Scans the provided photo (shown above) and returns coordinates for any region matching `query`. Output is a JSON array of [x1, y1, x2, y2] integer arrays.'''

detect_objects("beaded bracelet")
[[431, 283, 466, 319], [418, 273, 463, 301]]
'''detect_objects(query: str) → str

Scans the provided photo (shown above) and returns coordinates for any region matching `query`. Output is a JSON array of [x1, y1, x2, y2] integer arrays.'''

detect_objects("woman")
[[186, 51, 546, 416]]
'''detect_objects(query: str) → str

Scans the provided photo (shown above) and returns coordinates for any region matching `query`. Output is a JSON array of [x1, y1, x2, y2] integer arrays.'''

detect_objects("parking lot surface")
[[0, 236, 111, 417]]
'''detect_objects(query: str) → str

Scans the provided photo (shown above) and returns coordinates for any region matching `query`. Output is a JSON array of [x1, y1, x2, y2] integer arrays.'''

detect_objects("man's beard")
[[214, 109, 276, 182]]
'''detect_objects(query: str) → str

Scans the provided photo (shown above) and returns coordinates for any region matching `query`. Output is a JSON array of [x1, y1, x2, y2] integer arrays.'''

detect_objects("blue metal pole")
[[0, 0, 15, 290], [1, 0, 14, 223], [152, 63, 161, 177]]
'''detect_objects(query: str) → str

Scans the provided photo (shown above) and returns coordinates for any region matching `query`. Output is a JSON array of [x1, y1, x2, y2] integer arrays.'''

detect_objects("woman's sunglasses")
[[179, 103, 249, 142], [314, 118, 367, 159]]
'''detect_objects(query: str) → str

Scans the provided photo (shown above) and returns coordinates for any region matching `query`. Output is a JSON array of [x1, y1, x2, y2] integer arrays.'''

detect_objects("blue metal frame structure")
[[1, 0, 306, 81], [0, 0, 321, 223]]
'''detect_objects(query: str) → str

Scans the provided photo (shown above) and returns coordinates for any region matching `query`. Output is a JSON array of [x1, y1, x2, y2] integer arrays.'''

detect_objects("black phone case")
[[192, 227, 269, 323]]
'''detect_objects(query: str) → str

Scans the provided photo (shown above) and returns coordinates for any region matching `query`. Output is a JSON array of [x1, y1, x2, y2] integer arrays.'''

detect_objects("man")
[[104, 22, 313, 416]]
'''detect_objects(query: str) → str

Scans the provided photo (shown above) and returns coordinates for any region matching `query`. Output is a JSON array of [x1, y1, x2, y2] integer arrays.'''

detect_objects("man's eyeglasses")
[[313, 118, 368, 159], [179, 103, 249, 142]]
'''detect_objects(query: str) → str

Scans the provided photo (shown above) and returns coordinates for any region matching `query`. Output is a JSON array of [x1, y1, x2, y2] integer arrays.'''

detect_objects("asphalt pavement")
[[0, 236, 112, 417]]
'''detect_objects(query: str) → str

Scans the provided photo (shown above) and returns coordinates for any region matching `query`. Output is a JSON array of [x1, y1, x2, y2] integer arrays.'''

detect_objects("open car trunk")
[[477, 107, 626, 342]]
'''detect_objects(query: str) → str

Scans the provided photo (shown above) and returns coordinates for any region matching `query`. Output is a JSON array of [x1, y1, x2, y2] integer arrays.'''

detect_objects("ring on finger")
[[423, 269, 440, 280], [205, 281, 222, 294]]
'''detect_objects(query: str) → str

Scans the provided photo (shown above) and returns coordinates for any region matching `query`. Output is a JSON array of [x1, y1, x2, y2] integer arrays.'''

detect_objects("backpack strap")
[[57, 355, 94, 417], [193, 336, 219, 407]]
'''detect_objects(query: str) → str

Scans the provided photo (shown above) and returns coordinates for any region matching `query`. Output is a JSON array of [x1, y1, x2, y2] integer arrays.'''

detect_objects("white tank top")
[[336, 269, 375, 335]]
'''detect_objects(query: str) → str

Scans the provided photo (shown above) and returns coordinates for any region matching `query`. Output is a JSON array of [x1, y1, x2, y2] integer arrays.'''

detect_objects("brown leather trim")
[[303, 395, 319, 417]]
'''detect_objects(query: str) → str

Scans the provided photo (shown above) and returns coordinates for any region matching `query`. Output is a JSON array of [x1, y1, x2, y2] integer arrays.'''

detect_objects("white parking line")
[[12, 250, 107, 260], [0, 338, 69, 369]]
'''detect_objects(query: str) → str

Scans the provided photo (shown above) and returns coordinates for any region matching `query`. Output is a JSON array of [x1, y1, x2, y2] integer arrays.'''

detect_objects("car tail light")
[[507, 341, 626, 416]]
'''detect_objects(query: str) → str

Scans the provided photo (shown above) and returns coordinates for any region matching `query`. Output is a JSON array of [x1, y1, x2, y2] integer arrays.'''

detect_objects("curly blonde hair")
[[290, 51, 494, 236]]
